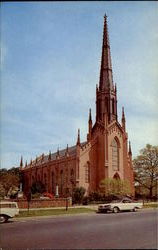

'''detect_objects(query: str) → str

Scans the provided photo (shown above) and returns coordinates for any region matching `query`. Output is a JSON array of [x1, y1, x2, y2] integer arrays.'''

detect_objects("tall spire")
[[99, 14, 114, 91], [96, 15, 117, 124]]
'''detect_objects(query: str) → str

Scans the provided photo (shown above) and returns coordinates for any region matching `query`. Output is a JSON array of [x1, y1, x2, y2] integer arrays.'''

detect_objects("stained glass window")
[[112, 138, 119, 170]]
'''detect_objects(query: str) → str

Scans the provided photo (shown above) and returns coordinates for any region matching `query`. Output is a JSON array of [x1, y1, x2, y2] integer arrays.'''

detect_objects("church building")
[[20, 16, 134, 197]]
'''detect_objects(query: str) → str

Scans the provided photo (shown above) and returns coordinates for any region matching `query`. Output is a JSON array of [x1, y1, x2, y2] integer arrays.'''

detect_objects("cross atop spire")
[[104, 13, 107, 19], [99, 15, 114, 91]]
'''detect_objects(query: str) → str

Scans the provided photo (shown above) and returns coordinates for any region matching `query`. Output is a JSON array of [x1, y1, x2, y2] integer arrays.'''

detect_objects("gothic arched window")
[[112, 98, 115, 114], [111, 138, 119, 171], [70, 169, 74, 184], [60, 170, 63, 195], [85, 162, 90, 183], [52, 172, 55, 194]]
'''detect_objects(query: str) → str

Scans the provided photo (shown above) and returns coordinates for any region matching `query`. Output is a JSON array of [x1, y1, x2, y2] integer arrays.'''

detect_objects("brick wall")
[[14, 198, 72, 209]]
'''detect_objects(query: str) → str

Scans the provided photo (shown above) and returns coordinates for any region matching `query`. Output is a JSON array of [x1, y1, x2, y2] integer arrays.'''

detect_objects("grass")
[[16, 203, 158, 218], [143, 203, 158, 208], [17, 208, 95, 218]]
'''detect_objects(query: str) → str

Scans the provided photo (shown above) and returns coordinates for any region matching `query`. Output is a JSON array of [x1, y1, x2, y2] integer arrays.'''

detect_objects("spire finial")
[[129, 141, 132, 155], [20, 156, 23, 169], [104, 13, 107, 19], [122, 107, 126, 131], [57, 147, 59, 155], [25, 160, 27, 168], [56, 147, 60, 159], [66, 144, 69, 157], [77, 129, 81, 146], [122, 107, 125, 119], [48, 150, 51, 160], [115, 83, 117, 92], [89, 108, 92, 122]]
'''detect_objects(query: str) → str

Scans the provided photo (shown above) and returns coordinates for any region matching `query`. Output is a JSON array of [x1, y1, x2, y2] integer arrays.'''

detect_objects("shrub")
[[31, 181, 45, 194], [72, 187, 86, 204]]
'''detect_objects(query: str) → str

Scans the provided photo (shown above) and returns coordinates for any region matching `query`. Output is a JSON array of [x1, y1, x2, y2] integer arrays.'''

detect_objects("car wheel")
[[113, 207, 119, 213], [132, 207, 137, 212], [0, 215, 8, 223]]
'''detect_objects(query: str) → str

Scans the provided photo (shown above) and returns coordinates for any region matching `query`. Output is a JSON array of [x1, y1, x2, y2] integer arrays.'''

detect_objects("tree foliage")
[[31, 181, 46, 194], [133, 144, 158, 198], [99, 178, 131, 197], [0, 167, 20, 198]]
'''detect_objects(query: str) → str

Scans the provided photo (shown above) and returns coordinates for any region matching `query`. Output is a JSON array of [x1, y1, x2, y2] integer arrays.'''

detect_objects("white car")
[[98, 198, 143, 213], [0, 201, 19, 223]]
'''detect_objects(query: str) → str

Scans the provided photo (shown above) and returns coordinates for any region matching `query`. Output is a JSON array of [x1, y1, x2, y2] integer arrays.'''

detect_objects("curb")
[[13, 207, 157, 222]]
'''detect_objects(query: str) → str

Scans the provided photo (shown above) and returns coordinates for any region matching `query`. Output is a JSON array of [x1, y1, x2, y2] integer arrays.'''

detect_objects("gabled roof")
[[24, 142, 86, 169]]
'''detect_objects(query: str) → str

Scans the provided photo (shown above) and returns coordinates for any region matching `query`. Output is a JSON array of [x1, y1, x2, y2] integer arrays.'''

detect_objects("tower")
[[96, 15, 117, 124]]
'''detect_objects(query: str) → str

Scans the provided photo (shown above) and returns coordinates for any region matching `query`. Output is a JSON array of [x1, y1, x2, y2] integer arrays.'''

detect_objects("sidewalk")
[[19, 204, 98, 211]]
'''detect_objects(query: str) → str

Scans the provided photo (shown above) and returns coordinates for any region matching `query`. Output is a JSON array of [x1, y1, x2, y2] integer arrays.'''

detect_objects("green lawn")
[[143, 203, 158, 208], [17, 208, 95, 218], [16, 203, 158, 218]]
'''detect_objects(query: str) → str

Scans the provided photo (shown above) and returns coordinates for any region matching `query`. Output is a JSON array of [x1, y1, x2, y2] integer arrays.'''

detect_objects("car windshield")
[[110, 200, 121, 203]]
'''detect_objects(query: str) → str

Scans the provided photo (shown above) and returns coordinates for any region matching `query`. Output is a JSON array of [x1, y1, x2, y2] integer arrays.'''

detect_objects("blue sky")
[[1, 2, 158, 169]]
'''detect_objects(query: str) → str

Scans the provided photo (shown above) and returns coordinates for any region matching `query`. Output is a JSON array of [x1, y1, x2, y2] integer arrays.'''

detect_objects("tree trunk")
[[149, 187, 153, 199]]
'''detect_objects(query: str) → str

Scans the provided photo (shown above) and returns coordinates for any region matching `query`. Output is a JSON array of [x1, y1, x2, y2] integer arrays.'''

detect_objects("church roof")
[[25, 142, 86, 168]]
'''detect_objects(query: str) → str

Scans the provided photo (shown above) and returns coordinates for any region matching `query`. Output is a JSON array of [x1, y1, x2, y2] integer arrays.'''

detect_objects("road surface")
[[0, 209, 157, 249]]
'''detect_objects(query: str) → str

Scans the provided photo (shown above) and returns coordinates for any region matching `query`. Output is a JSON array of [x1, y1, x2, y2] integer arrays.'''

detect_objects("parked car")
[[0, 201, 19, 223], [98, 198, 143, 213]]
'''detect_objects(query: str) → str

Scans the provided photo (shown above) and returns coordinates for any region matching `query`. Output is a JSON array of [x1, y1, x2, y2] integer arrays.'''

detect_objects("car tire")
[[0, 215, 8, 223], [113, 207, 119, 213], [132, 207, 137, 212]]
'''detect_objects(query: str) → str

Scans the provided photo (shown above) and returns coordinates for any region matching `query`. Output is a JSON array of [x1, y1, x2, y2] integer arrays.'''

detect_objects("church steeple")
[[99, 14, 114, 91], [96, 15, 117, 124]]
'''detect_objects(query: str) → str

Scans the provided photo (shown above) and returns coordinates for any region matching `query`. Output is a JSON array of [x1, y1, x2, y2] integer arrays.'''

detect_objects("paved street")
[[0, 209, 157, 249]]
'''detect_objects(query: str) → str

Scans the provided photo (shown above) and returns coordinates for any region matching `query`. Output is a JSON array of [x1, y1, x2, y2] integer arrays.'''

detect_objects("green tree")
[[0, 168, 20, 197], [72, 187, 86, 204], [0, 183, 6, 199], [99, 178, 131, 198], [133, 144, 158, 198]]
